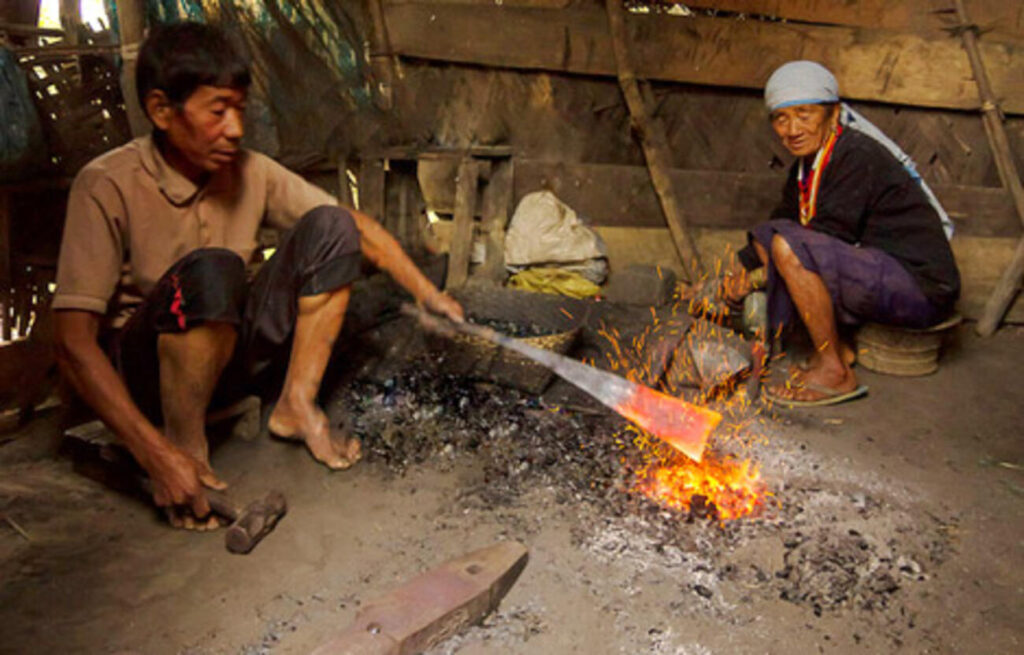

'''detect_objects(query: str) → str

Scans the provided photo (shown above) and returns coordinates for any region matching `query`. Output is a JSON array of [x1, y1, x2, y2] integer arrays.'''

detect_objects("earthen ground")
[[0, 326, 1021, 654]]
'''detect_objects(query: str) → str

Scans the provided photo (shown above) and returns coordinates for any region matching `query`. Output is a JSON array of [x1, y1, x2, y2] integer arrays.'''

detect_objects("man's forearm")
[[349, 208, 443, 303]]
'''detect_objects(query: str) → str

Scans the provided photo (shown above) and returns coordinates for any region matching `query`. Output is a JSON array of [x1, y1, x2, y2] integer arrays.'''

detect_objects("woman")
[[729, 61, 960, 407]]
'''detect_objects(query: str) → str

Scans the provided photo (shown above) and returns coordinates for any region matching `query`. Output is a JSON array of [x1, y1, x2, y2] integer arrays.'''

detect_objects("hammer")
[[140, 479, 287, 554]]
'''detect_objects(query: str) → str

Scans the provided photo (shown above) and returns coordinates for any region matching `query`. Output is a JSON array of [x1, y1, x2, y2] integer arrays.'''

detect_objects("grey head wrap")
[[764, 61, 954, 239]]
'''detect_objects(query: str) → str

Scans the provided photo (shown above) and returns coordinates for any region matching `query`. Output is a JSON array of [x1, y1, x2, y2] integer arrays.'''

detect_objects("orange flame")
[[634, 448, 765, 520]]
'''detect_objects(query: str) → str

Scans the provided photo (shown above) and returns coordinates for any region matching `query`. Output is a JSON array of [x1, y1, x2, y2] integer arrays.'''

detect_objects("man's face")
[[770, 103, 836, 158], [150, 85, 246, 177]]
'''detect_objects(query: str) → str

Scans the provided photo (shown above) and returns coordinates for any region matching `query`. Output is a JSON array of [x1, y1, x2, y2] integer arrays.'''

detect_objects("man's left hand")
[[422, 290, 465, 323]]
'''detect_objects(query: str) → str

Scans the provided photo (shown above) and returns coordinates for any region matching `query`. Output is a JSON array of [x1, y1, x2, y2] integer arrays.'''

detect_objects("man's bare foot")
[[268, 399, 362, 470]]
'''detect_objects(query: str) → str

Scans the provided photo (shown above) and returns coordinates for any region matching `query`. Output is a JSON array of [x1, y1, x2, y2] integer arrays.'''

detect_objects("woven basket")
[[433, 284, 588, 394], [856, 314, 961, 377]]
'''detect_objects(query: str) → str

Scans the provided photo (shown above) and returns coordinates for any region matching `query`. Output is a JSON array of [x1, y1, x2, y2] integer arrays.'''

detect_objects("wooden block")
[[311, 541, 529, 655]]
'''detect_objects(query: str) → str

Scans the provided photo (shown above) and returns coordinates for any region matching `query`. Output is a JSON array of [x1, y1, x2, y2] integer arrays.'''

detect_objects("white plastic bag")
[[504, 191, 608, 283]]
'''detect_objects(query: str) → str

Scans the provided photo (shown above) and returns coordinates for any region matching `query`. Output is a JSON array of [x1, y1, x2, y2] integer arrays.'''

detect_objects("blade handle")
[[399, 302, 504, 344]]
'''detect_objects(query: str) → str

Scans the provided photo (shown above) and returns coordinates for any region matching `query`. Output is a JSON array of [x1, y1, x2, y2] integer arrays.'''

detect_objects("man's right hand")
[[145, 444, 226, 528]]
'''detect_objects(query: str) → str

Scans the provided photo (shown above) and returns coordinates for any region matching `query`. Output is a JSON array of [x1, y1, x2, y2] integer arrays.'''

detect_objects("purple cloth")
[[749, 220, 943, 334]]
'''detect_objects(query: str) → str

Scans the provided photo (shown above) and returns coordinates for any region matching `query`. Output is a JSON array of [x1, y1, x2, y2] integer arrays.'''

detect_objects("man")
[[52, 22, 463, 529], [725, 61, 960, 407]]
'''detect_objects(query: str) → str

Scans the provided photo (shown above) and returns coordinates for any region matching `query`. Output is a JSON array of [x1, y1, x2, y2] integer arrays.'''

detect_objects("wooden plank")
[[358, 159, 387, 220], [683, 1, 1024, 39], [445, 158, 480, 289], [953, 235, 1024, 323], [513, 160, 1023, 237], [597, 226, 1024, 323], [383, 2, 1024, 114]]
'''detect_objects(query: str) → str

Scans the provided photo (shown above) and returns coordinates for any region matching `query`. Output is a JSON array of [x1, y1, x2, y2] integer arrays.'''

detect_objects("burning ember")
[[634, 446, 765, 520]]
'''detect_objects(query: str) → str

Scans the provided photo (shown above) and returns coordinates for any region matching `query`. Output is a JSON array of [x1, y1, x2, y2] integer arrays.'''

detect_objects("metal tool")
[[403, 304, 721, 462], [311, 540, 528, 654], [140, 479, 287, 554]]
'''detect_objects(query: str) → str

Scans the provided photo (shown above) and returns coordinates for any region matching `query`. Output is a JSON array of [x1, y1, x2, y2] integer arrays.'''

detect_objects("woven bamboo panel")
[[18, 47, 130, 175]]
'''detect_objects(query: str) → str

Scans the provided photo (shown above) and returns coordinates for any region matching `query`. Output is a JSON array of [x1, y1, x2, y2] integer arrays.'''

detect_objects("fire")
[[596, 264, 771, 521], [634, 448, 764, 520]]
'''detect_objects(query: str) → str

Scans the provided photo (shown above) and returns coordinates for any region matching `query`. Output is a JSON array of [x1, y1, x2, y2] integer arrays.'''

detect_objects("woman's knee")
[[770, 234, 802, 271]]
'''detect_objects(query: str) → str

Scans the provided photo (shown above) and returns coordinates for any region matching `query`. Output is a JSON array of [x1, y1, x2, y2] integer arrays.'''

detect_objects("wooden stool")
[[856, 314, 962, 376]]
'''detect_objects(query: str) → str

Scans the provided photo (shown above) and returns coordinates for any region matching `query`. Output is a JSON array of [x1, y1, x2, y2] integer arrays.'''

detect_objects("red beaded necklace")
[[797, 124, 842, 226]]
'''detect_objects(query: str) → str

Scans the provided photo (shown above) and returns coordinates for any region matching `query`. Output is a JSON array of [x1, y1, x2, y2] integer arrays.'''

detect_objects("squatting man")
[[53, 22, 464, 529]]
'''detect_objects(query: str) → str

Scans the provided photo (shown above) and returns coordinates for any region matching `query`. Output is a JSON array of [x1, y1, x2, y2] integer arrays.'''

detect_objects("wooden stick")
[[955, 0, 1024, 336], [603, 0, 703, 283]]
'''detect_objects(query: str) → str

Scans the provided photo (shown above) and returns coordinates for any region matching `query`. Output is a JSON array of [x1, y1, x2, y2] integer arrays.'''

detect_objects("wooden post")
[[955, 0, 1024, 336], [478, 159, 514, 284], [603, 0, 703, 283], [58, 0, 79, 45], [0, 190, 11, 342], [445, 158, 481, 290], [366, 0, 396, 110], [115, 0, 149, 137]]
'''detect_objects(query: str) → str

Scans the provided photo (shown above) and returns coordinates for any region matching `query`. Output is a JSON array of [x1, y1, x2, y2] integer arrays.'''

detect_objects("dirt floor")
[[1, 319, 1022, 655]]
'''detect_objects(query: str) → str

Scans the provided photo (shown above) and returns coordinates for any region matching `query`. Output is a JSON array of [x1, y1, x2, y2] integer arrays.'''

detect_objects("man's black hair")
[[136, 21, 251, 112]]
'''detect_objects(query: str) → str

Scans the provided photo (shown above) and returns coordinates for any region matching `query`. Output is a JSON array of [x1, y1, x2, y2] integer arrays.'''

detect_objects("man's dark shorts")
[[111, 206, 361, 425], [749, 219, 945, 335]]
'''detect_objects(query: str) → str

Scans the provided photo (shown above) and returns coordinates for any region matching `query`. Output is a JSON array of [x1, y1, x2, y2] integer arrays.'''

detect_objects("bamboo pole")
[[604, 0, 703, 282], [115, 0, 148, 137], [955, 0, 1024, 336], [366, 0, 396, 111]]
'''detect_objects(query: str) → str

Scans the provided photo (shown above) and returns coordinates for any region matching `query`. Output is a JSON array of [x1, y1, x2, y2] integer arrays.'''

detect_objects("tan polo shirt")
[[53, 135, 335, 325]]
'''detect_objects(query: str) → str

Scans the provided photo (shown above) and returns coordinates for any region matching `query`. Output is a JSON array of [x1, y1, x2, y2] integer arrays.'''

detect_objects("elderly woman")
[[729, 61, 960, 407]]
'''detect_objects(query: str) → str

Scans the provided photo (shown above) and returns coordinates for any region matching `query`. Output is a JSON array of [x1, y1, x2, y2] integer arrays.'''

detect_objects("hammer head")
[[224, 490, 287, 554]]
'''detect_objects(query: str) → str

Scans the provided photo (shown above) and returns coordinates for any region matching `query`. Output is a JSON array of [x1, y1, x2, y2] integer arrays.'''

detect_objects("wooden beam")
[[605, 0, 702, 281], [383, 1, 1024, 114], [683, 1, 1024, 39], [0, 23, 65, 38], [512, 160, 1022, 237]]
